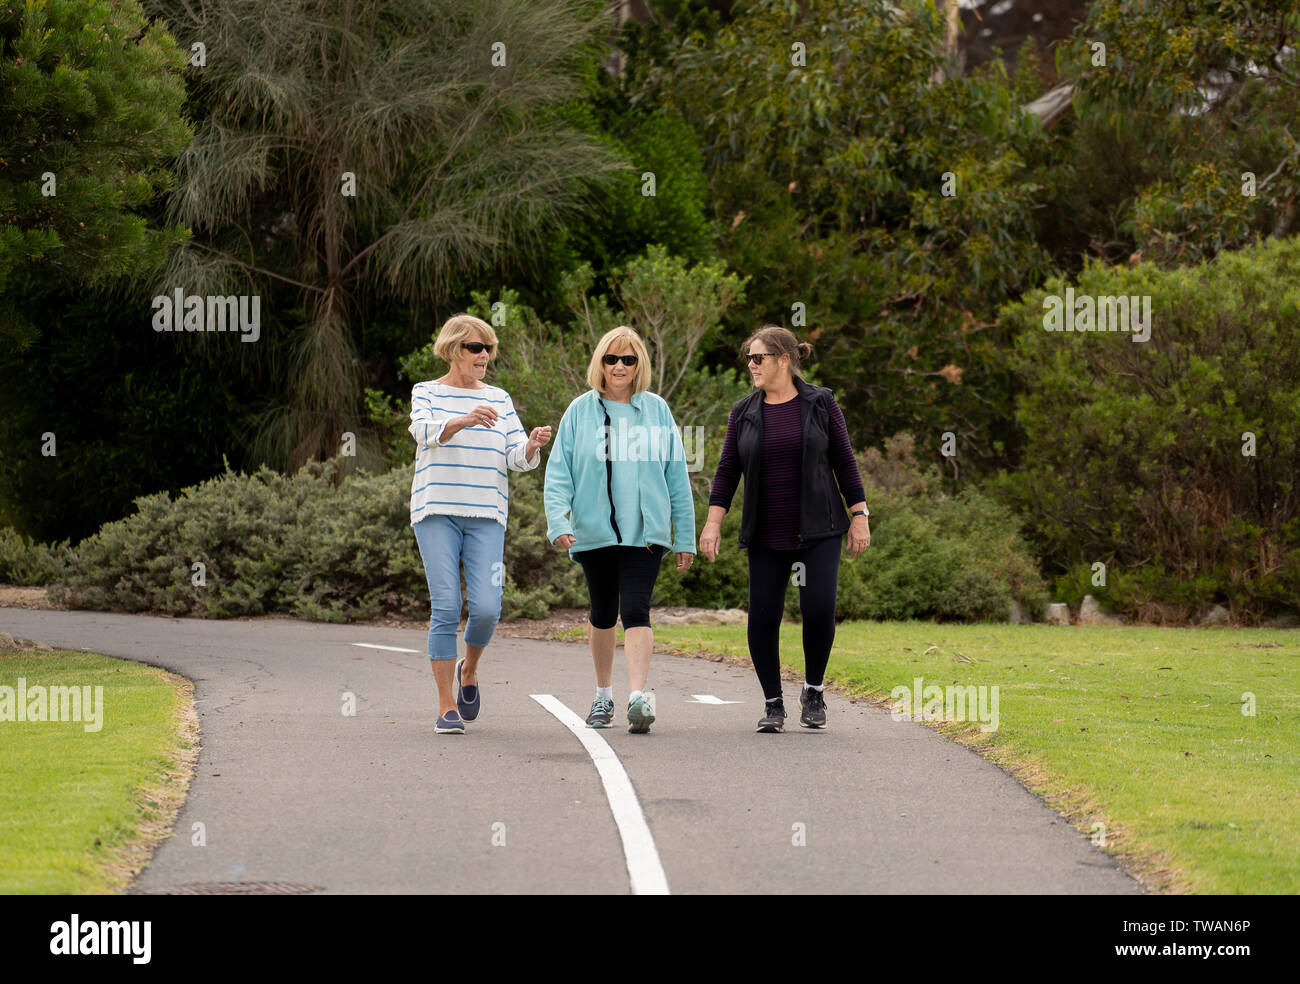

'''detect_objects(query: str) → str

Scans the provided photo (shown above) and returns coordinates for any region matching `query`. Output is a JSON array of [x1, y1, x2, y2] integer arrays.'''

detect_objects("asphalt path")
[[1, 610, 1141, 894]]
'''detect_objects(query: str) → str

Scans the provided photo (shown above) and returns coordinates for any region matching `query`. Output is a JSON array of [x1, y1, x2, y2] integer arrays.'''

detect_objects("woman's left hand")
[[676, 552, 694, 572], [525, 425, 552, 459], [847, 516, 871, 557]]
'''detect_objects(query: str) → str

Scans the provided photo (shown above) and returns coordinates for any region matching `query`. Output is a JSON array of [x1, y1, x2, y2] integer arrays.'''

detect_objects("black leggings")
[[575, 545, 666, 629], [747, 535, 841, 700]]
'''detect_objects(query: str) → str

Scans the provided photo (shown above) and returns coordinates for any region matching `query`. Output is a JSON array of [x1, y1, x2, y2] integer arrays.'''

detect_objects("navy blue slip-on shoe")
[[455, 657, 481, 721], [436, 709, 465, 734]]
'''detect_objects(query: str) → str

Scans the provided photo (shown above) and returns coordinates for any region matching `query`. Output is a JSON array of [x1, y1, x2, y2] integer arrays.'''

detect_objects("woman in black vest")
[[699, 326, 870, 732]]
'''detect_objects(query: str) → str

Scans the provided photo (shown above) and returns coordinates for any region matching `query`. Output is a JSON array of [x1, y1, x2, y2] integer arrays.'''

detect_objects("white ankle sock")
[[804, 682, 825, 691], [629, 689, 643, 704], [597, 686, 613, 700]]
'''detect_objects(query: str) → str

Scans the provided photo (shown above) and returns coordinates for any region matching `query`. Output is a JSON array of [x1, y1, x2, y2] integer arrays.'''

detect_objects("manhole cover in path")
[[132, 882, 323, 895]]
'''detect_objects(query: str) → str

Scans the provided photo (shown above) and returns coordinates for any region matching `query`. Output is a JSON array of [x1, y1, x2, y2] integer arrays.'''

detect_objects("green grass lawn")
[[649, 620, 1299, 894], [0, 650, 195, 893]]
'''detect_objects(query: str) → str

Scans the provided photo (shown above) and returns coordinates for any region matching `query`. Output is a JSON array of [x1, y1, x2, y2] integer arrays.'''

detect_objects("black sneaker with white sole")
[[756, 698, 786, 733], [799, 687, 826, 728]]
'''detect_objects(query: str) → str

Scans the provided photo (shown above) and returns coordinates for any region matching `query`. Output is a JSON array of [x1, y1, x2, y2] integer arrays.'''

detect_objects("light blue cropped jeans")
[[412, 514, 505, 661]]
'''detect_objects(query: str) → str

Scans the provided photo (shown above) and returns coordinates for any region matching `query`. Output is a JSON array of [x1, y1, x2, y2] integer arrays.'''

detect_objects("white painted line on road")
[[529, 694, 669, 896], [687, 694, 743, 704], [351, 643, 421, 654]]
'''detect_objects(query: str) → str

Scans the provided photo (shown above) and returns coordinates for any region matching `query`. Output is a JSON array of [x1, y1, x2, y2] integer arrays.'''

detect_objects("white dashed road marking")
[[687, 694, 743, 704], [351, 643, 421, 653]]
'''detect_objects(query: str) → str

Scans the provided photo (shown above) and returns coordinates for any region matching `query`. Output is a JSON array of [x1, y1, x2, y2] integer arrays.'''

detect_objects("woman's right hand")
[[460, 404, 499, 428], [554, 534, 576, 550], [699, 522, 722, 562]]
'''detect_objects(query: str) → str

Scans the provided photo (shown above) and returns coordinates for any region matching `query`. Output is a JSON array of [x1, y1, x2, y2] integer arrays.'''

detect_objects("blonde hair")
[[743, 325, 813, 378], [587, 325, 651, 395], [433, 314, 499, 364]]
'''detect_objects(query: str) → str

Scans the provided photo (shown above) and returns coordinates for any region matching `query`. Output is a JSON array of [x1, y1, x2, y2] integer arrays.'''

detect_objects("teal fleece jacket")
[[544, 389, 697, 557]]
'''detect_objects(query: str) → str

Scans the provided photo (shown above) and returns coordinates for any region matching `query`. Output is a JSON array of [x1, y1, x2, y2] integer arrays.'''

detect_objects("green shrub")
[[999, 237, 1300, 621], [635, 0, 1055, 477], [45, 431, 1044, 625], [50, 463, 421, 620], [658, 432, 1047, 622], [561, 108, 715, 271], [836, 485, 1047, 623], [50, 463, 358, 618], [500, 474, 591, 618], [1051, 561, 1224, 625], [47, 460, 588, 623], [0, 527, 67, 586], [651, 483, 749, 609], [368, 245, 753, 474]]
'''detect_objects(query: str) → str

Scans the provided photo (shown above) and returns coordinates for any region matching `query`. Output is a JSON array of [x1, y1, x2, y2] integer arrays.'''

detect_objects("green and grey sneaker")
[[626, 691, 655, 734], [585, 695, 614, 728]]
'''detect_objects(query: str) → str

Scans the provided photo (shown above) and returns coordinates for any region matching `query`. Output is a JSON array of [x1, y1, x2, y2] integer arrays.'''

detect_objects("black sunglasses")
[[746, 351, 777, 365], [603, 353, 638, 366], [462, 341, 493, 354]]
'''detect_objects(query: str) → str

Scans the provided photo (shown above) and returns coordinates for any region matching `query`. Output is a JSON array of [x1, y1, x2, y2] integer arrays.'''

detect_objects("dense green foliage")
[[659, 433, 1049, 621], [146, 0, 626, 469], [546, 106, 717, 284], [1061, 0, 1300, 268], [4, 0, 1298, 624], [623, 0, 1055, 473], [367, 245, 753, 464], [999, 237, 1300, 621], [0, 0, 190, 346], [35, 429, 1045, 622], [0, 279, 276, 541], [0, 0, 202, 538], [0, 526, 66, 585], [48, 462, 421, 620], [37, 458, 584, 619]]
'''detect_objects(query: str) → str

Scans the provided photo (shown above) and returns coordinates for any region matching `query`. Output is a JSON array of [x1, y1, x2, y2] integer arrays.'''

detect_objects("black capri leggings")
[[747, 535, 841, 699], [575, 544, 666, 630]]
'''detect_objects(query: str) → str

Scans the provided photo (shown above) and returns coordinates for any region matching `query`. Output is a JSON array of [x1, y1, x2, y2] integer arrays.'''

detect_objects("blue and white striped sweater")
[[408, 380, 539, 526]]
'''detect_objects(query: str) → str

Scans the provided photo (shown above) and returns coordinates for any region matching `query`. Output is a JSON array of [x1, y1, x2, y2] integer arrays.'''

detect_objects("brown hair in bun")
[[743, 325, 813, 378]]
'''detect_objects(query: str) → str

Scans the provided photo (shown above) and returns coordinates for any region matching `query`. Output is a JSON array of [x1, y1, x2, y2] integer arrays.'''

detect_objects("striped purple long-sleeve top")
[[709, 395, 866, 550]]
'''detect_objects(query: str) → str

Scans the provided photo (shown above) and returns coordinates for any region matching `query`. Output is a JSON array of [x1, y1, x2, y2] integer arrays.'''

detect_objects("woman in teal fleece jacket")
[[545, 326, 696, 735]]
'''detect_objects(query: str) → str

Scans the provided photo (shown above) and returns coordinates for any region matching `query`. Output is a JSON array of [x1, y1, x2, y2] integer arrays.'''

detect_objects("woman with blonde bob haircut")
[[584, 326, 652, 393], [409, 313, 551, 735], [545, 326, 696, 734], [432, 314, 500, 364]]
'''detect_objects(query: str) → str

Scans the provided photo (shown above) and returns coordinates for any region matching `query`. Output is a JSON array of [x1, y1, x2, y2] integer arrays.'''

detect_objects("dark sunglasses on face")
[[747, 351, 776, 365], [603, 353, 638, 366], [462, 341, 493, 354]]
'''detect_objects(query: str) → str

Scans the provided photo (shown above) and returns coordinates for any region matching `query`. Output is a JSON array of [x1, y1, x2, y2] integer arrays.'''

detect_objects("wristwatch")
[[851, 509, 868, 518]]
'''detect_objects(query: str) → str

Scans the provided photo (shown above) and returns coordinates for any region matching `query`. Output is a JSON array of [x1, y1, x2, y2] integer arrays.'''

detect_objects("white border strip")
[[530, 694, 669, 895], [351, 643, 421, 654]]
